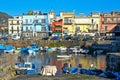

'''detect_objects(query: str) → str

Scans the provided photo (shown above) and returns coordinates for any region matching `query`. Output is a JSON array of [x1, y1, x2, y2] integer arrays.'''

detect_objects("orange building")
[[100, 11, 120, 36], [52, 19, 63, 34]]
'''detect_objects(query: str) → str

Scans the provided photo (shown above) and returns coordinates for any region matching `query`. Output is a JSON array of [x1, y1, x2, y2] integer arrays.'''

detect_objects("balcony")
[[55, 26, 62, 28], [54, 28, 62, 30], [64, 22, 72, 25], [10, 23, 20, 25], [102, 21, 120, 24]]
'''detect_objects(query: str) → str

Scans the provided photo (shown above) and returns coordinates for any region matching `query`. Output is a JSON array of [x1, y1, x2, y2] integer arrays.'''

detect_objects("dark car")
[[0, 37, 8, 40], [73, 36, 80, 41], [50, 36, 59, 40], [82, 37, 92, 41], [65, 36, 72, 40], [41, 37, 49, 40]]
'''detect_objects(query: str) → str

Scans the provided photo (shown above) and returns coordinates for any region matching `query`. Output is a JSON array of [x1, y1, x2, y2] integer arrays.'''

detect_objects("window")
[[30, 27, 32, 31], [104, 18, 107, 22], [41, 19, 46, 23], [26, 19, 28, 24], [64, 18, 72, 23], [75, 27, 80, 32], [17, 26, 19, 33], [96, 24, 98, 31], [116, 18, 119, 23], [35, 19, 38, 24], [105, 26, 108, 31], [30, 19, 32, 23], [17, 21, 19, 24], [26, 26, 28, 31], [11, 26, 13, 33], [41, 27, 46, 31], [91, 19, 94, 24], [11, 21, 13, 24], [110, 18, 114, 22], [21, 27, 23, 31]]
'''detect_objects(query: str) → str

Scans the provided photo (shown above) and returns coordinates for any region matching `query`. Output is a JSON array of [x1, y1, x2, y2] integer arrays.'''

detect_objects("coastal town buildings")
[[8, 16, 22, 35], [51, 16, 62, 36], [48, 11, 55, 35], [60, 12, 75, 36], [101, 11, 120, 36], [74, 12, 100, 35], [7, 11, 120, 37], [22, 10, 49, 38]]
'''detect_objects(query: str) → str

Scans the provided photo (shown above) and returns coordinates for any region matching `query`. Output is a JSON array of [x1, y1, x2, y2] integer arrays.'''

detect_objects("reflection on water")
[[22, 52, 106, 73]]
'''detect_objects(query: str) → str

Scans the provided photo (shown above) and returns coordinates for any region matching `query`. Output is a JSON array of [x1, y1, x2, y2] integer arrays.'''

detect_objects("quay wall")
[[0, 54, 17, 80], [0, 40, 117, 47]]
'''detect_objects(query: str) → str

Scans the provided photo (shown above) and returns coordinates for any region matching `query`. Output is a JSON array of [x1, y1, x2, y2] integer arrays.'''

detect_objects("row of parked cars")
[[41, 36, 93, 41]]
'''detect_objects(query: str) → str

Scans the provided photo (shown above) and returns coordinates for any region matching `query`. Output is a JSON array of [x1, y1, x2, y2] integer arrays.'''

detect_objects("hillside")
[[0, 12, 12, 26]]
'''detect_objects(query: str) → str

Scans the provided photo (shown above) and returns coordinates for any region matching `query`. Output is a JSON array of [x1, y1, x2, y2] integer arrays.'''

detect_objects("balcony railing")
[[22, 22, 46, 25], [64, 22, 72, 25], [10, 23, 20, 25], [102, 21, 120, 24]]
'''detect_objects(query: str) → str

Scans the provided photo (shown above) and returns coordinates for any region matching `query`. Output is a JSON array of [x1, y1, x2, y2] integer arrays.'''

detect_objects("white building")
[[8, 16, 22, 35]]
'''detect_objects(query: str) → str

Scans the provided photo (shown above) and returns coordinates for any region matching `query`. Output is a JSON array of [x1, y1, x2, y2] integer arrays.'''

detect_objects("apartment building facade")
[[8, 16, 22, 35], [60, 12, 75, 36], [22, 10, 49, 37], [101, 11, 120, 36]]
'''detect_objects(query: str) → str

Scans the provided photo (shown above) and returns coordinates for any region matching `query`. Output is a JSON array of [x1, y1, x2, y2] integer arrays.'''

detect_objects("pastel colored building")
[[74, 12, 100, 33], [8, 16, 22, 35], [52, 19, 62, 35], [100, 11, 120, 36], [74, 15, 91, 33], [22, 10, 49, 37], [60, 12, 75, 35]]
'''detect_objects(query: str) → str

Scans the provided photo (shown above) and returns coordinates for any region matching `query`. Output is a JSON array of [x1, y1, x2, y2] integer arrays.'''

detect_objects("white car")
[[12, 35, 20, 40]]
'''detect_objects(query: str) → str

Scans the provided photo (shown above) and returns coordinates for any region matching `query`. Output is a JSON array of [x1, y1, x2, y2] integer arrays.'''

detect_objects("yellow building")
[[74, 12, 100, 35], [60, 12, 75, 35], [60, 12, 100, 36], [74, 16, 91, 33]]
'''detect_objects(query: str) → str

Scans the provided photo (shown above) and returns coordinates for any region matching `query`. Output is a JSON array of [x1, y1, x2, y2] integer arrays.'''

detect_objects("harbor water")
[[20, 52, 106, 74]]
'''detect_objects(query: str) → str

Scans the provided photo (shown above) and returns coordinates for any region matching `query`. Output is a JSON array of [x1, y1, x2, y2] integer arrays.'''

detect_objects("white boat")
[[57, 54, 72, 58], [57, 46, 67, 52], [15, 62, 37, 75], [57, 58, 70, 61]]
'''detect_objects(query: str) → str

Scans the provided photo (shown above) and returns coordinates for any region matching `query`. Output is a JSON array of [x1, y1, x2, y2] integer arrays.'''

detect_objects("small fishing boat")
[[5, 45, 15, 53], [57, 58, 70, 61], [57, 54, 72, 58], [45, 47, 57, 52], [57, 46, 67, 52], [21, 46, 29, 55], [15, 56, 38, 75], [0, 44, 5, 55], [15, 62, 37, 75], [28, 43, 40, 56]]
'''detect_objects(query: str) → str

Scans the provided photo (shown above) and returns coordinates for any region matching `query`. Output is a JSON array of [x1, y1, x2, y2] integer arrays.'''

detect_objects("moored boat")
[[15, 62, 37, 75], [57, 54, 72, 58]]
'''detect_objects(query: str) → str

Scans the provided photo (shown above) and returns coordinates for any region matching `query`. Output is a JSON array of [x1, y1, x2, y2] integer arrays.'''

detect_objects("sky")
[[0, 0, 120, 16]]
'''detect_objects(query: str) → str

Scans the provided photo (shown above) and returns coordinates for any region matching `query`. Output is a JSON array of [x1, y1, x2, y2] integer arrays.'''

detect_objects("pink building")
[[101, 11, 120, 36]]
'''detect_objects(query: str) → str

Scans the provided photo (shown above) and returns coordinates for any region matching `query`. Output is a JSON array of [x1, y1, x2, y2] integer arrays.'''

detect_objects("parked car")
[[82, 37, 92, 41], [73, 36, 80, 41], [41, 37, 49, 40], [50, 36, 59, 40], [12, 35, 20, 40], [0, 37, 8, 40], [65, 36, 72, 40]]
